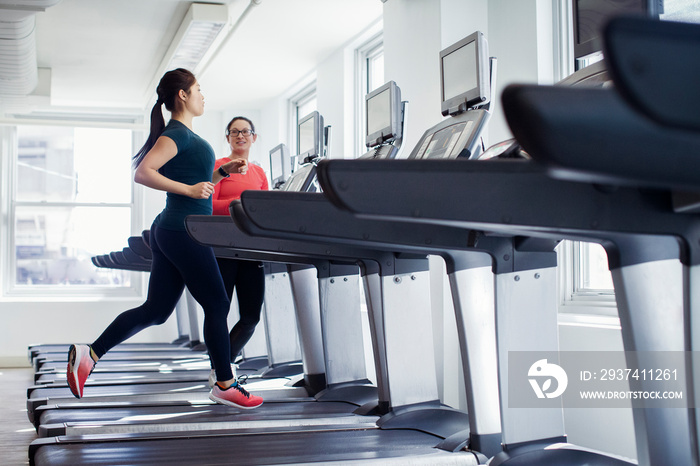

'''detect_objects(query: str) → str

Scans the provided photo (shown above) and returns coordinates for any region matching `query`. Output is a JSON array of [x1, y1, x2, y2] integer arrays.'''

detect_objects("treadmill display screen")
[[415, 122, 471, 159], [270, 147, 282, 181], [366, 88, 391, 136], [298, 118, 315, 157], [442, 41, 477, 102], [439, 31, 489, 116]]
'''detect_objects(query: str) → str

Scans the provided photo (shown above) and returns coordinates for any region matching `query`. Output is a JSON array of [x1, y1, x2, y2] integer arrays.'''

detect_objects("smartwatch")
[[218, 166, 230, 178]]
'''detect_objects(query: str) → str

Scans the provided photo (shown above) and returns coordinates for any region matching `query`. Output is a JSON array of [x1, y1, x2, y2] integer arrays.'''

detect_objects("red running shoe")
[[66, 344, 96, 398], [209, 381, 263, 409]]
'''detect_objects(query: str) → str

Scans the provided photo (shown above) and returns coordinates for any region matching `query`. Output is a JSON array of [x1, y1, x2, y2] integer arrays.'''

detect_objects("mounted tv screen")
[[365, 80, 402, 147], [440, 31, 490, 116], [296, 111, 323, 162], [269, 143, 290, 188]]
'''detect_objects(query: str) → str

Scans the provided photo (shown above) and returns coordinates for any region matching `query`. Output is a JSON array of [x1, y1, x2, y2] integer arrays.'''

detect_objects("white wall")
[[383, 0, 442, 158], [0, 297, 179, 366], [316, 50, 347, 159], [487, 0, 556, 143], [559, 322, 636, 459]]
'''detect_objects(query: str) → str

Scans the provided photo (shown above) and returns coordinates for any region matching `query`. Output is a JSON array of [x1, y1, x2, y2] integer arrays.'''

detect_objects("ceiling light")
[[166, 3, 229, 72], [144, 2, 229, 105]]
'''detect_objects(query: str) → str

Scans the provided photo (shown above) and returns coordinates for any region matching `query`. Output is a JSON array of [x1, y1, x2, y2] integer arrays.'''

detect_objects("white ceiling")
[[17, 0, 383, 120]]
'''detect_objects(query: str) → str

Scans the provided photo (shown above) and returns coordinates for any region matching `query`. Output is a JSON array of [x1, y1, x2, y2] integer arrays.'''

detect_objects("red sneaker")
[[209, 381, 263, 409], [66, 344, 96, 398]]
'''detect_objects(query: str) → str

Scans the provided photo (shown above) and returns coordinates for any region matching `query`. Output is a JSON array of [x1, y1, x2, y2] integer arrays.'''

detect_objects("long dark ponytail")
[[132, 68, 197, 168]]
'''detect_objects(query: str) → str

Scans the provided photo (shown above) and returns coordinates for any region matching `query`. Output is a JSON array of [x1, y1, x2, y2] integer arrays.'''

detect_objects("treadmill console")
[[281, 163, 317, 193], [358, 144, 397, 160], [408, 109, 489, 160], [408, 30, 493, 160], [478, 138, 528, 160]]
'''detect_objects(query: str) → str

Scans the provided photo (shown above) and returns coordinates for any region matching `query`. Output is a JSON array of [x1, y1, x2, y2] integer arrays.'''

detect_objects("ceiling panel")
[[25, 0, 382, 118]]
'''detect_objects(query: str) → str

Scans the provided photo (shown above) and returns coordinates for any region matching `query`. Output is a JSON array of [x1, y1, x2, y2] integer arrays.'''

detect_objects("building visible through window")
[[12, 126, 134, 289]]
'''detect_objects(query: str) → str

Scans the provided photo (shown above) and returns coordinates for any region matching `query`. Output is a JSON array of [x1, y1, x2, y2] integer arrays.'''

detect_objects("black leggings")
[[216, 258, 265, 364], [91, 223, 235, 382]]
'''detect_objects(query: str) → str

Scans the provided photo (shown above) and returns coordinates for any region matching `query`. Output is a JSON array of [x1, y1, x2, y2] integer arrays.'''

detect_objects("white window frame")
[[288, 81, 317, 170], [1, 122, 146, 299], [552, 0, 575, 82], [557, 240, 617, 313], [552, 0, 617, 319], [354, 32, 384, 159]]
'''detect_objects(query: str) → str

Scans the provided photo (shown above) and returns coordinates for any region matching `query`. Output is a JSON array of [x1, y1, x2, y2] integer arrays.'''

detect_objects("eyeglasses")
[[226, 129, 254, 137]]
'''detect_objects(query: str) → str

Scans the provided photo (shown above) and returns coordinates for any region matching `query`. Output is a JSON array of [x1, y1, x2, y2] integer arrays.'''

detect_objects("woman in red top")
[[211, 116, 269, 382], [213, 116, 269, 215]]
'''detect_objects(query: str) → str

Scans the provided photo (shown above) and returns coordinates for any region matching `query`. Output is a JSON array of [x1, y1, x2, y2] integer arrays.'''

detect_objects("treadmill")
[[314, 17, 696, 466]]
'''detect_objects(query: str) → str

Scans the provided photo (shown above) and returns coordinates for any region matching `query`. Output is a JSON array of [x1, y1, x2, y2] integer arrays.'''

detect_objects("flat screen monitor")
[[573, 0, 661, 60], [297, 111, 324, 162], [440, 31, 490, 116], [365, 80, 402, 147], [269, 143, 290, 188]]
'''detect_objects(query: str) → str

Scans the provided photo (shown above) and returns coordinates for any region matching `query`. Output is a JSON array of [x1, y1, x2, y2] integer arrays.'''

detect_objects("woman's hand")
[[188, 181, 215, 199], [221, 158, 248, 175]]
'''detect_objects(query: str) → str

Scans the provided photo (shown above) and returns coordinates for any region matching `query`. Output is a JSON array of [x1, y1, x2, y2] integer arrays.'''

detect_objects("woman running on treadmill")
[[66, 68, 263, 409], [208, 116, 268, 386]]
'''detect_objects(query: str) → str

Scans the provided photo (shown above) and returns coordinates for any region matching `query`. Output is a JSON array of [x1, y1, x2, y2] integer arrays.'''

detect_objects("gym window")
[[355, 33, 384, 158], [3, 124, 139, 297], [557, 240, 616, 315], [288, 83, 317, 169], [553, 0, 700, 316]]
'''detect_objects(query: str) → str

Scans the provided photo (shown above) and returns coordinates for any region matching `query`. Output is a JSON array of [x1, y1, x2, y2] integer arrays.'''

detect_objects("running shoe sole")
[[66, 344, 94, 399], [66, 344, 82, 398]]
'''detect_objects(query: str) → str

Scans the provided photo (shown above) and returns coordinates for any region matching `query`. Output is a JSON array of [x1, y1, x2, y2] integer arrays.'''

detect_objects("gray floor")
[[1, 367, 37, 465]]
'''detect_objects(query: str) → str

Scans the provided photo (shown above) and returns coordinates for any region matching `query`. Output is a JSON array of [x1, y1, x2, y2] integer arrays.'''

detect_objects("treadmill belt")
[[39, 400, 362, 427], [36, 369, 212, 384], [33, 429, 480, 465], [37, 350, 208, 363], [29, 380, 210, 400]]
